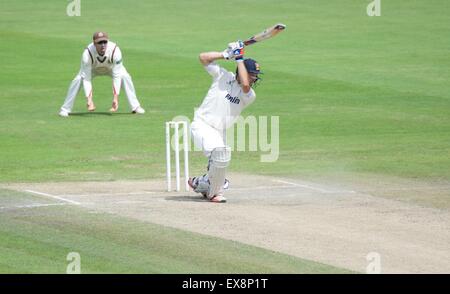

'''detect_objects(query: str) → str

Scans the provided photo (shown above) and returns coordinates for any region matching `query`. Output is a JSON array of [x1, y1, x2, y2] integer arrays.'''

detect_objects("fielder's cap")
[[244, 58, 261, 75], [93, 31, 109, 43]]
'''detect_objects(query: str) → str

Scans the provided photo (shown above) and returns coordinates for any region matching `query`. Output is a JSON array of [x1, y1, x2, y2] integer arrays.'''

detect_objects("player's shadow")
[[70, 111, 112, 116], [70, 112, 132, 116], [165, 195, 207, 202]]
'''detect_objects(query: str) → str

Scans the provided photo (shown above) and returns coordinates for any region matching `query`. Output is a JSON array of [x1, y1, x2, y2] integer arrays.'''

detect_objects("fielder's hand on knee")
[[87, 98, 96, 112], [110, 96, 119, 112]]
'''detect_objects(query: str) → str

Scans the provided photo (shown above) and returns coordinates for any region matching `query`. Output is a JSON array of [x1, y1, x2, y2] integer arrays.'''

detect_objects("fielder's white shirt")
[[79, 41, 125, 97], [194, 62, 256, 130]]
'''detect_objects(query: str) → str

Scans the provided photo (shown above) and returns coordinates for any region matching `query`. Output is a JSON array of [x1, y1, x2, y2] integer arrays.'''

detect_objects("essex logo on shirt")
[[225, 93, 240, 104]]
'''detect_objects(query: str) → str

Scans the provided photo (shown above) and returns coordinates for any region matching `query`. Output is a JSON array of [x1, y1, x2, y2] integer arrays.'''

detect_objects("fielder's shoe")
[[59, 109, 69, 117], [87, 102, 96, 112], [132, 106, 145, 114], [209, 195, 227, 203]]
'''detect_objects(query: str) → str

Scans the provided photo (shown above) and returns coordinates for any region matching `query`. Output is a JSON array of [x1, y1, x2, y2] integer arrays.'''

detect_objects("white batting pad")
[[207, 146, 231, 199]]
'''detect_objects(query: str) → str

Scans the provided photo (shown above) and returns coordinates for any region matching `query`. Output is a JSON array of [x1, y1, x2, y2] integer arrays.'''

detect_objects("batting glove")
[[225, 40, 244, 60], [234, 47, 244, 61], [228, 40, 244, 51], [222, 49, 232, 60]]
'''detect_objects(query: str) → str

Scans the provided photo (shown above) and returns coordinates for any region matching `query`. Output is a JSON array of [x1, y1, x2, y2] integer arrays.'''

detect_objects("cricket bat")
[[243, 23, 286, 46]]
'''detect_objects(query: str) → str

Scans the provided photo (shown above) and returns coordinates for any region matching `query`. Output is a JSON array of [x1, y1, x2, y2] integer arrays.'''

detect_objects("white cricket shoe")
[[59, 109, 69, 117], [132, 106, 145, 114]]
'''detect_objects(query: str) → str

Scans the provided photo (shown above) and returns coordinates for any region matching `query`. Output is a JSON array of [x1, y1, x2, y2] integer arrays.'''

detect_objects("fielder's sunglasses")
[[96, 40, 108, 45]]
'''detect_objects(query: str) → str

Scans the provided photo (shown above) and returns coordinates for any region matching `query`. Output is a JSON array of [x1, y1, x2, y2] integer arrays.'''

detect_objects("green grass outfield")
[[0, 0, 449, 183], [0, 0, 449, 273]]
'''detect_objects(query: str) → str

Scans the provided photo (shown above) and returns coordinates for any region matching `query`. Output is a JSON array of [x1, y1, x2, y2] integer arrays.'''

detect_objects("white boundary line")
[[233, 185, 301, 191], [24, 190, 81, 205], [0, 203, 67, 210], [232, 180, 355, 194], [65, 191, 156, 197], [272, 179, 332, 193]]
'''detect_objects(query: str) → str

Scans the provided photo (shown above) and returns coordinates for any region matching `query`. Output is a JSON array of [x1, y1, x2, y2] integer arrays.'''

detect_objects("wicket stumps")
[[165, 121, 189, 192]]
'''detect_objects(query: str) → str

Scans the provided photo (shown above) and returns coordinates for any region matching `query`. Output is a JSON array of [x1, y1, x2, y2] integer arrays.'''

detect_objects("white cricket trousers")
[[191, 119, 227, 158], [60, 68, 141, 113]]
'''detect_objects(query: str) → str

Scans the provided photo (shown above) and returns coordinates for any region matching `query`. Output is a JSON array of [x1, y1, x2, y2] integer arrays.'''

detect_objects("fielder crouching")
[[59, 32, 145, 117], [189, 40, 261, 203]]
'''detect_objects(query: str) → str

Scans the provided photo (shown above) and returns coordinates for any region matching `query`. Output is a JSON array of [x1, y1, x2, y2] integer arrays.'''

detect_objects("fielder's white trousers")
[[191, 119, 227, 158], [60, 68, 141, 113]]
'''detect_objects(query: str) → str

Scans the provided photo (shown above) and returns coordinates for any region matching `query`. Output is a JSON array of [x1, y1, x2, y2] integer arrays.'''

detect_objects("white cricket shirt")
[[78, 41, 125, 96], [194, 63, 256, 130]]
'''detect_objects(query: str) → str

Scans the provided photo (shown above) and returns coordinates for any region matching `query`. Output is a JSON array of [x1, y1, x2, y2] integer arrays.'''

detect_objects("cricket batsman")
[[59, 32, 145, 117], [188, 40, 261, 203]]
